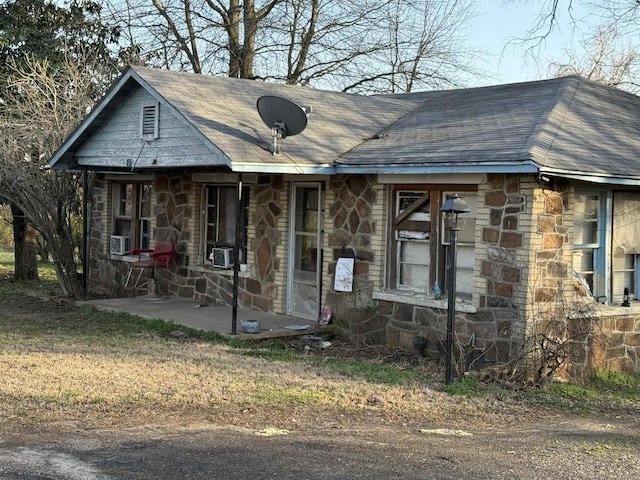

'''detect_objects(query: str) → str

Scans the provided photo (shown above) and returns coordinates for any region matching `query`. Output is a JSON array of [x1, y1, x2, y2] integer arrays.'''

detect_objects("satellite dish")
[[257, 96, 309, 154]]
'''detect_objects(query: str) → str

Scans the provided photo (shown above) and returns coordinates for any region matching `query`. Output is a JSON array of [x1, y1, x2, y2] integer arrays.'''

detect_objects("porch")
[[79, 295, 332, 340]]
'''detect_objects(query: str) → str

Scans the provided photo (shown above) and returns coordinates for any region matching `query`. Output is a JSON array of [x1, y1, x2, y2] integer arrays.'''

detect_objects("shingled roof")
[[50, 66, 640, 185]]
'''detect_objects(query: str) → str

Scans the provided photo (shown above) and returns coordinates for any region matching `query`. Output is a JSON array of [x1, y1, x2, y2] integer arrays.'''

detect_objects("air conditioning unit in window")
[[211, 247, 234, 268], [110, 235, 131, 255]]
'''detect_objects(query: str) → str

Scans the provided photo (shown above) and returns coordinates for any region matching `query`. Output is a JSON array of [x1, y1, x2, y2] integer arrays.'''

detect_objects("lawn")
[[0, 248, 639, 435]]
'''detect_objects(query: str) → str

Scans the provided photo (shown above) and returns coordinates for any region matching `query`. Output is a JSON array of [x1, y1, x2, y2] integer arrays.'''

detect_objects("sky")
[[469, 0, 593, 87]]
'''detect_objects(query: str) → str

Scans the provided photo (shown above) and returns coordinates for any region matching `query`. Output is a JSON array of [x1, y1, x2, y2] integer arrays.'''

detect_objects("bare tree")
[[343, 0, 479, 93], [262, 0, 392, 88], [0, 51, 111, 297], [0, 0, 122, 283], [510, 1, 640, 53], [106, 0, 284, 77], [104, 0, 482, 92], [505, 1, 640, 92], [549, 25, 639, 92]]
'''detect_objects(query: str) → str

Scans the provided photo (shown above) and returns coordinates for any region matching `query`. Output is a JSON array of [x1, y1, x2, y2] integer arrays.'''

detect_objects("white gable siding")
[[76, 87, 229, 169]]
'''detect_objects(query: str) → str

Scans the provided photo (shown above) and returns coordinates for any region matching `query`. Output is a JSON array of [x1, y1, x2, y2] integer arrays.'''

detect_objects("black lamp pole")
[[440, 194, 469, 386], [445, 226, 458, 385]]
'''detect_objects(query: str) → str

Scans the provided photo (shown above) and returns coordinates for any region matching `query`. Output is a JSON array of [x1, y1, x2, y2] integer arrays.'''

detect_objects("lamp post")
[[440, 194, 470, 385]]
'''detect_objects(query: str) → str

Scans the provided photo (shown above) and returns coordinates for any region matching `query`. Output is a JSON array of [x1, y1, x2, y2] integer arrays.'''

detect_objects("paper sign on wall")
[[334, 257, 355, 292]]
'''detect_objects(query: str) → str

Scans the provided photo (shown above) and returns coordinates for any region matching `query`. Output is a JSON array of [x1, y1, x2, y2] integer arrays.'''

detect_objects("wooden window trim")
[[389, 185, 474, 294]]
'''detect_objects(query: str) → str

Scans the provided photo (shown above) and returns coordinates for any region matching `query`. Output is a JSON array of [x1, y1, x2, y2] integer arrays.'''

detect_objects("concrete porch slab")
[[78, 295, 331, 340]]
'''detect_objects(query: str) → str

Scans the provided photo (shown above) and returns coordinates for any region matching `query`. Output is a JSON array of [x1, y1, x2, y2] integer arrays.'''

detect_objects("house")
[[50, 66, 640, 377]]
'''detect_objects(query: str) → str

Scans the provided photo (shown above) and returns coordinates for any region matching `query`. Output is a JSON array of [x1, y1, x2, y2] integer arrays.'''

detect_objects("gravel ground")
[[0, 417, 639, 479]]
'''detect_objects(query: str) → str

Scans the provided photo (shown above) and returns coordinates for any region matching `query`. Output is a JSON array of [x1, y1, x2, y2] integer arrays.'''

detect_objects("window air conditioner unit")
[[211, 247, 234, 268], [110, 235, 131, 255]]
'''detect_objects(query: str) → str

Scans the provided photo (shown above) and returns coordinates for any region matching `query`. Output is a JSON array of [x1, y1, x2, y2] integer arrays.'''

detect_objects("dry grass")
[[0, 328, 519, 432], [0, 276, 537, 434], [2, 257, 637, 436]]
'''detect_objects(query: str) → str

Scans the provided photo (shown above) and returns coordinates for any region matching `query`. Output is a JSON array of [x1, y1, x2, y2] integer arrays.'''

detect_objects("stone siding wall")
[[87, 172, 286, 312], [186, 173, 286, 312], [325, 175, 382, 339], [325, 174, 531, 364], [593, 313, 640, 373], [85, 171, 640, 375], [246, 174, 285, 312]]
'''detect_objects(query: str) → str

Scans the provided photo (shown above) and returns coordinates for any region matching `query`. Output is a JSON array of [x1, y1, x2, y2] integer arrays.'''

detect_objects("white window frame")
[[111, 182, 152, 251], [611, 191, 640, 302], [441, 191, 477, 301], [573, 190, 611, 302]]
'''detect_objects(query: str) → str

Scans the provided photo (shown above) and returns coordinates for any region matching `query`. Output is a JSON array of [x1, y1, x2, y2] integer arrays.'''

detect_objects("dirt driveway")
[[0, 414, 639, 479]]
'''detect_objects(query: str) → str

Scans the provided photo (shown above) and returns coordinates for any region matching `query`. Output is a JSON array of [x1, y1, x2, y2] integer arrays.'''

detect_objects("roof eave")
[[335, 161, 541, 175], [540, 167, 640, 186]]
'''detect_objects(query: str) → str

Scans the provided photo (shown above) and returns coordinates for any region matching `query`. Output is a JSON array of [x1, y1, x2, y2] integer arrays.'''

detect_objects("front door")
[[287, 183, 322, 320]]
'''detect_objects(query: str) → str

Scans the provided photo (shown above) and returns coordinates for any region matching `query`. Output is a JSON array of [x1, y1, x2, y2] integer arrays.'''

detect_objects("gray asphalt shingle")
[[51, 66, 640, 184]]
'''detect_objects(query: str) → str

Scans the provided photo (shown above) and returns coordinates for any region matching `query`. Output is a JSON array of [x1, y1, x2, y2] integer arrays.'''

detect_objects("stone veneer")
[[87, 172, 287, 312], [474, 174, 528, 362], [185, 173, 285, 311], [325, 175, 383, 340], [85, 171, 640, 375], [327, 174, 532, 367], [591, 312, 640, 373]]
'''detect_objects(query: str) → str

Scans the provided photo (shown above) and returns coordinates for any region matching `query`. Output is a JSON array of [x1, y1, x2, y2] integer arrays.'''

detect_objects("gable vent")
[[141, 104, 159, 139]]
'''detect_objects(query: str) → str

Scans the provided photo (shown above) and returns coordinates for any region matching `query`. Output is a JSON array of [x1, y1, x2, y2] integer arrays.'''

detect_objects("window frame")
[[572, 190, 609, 301], [388, 185, 477, 299], [611, 190, 640, 302], [111, 181, 152, 251], [200, 184, 249, 266]]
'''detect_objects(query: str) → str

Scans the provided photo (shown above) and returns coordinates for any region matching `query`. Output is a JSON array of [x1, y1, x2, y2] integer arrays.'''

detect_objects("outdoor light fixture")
[[622, 287, 631, 307], [439, 194, 470, 385]]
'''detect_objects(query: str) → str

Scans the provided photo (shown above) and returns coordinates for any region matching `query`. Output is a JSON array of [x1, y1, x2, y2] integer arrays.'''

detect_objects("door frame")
[[286, 182, 323, 320]]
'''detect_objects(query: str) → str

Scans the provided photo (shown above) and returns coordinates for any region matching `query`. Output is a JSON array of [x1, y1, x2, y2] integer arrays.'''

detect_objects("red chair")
[[125, 241, 175, 292]]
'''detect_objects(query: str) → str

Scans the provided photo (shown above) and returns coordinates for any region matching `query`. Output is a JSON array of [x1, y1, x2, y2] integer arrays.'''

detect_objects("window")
[[573, 190, 640, 303], [612, 253, 637, 300], [139, 184, 152, 250], [396, 191, 431, 291], [390, 187, 477, 300], [202, 185, 248, 265], [573, 191, 605, 300], [442, 192, 477, 300], [612, 191, 640, 301], [112, 182, 152, 250]]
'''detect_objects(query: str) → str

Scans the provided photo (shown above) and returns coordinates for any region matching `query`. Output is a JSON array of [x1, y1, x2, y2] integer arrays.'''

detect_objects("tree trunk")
[[11, 204, 38, 281], [51, 235, 81, 297], [227, 0, 242, 77]]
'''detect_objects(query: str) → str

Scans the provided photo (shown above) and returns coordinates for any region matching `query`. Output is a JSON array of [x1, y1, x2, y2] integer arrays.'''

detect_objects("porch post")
[[81, 168, 88, 301], [231, 174, 243, 334]]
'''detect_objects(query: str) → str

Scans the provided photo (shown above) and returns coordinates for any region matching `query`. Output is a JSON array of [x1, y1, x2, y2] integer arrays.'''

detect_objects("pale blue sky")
[[469, 0, 592, 86]]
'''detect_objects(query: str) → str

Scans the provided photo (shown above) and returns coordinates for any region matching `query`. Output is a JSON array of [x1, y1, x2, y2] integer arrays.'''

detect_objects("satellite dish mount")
[[257, 96, 309, 155]]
